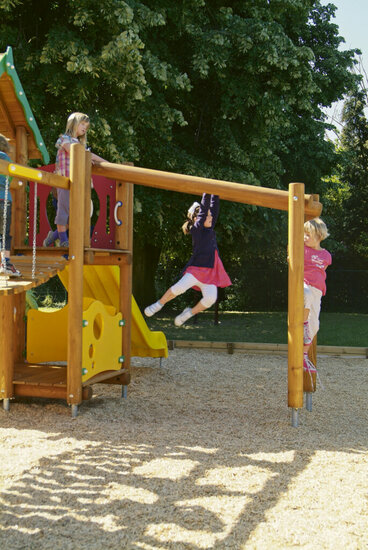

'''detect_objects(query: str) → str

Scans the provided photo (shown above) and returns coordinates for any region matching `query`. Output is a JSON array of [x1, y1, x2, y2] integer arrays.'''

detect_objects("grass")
[[145, 310, 368, 347]]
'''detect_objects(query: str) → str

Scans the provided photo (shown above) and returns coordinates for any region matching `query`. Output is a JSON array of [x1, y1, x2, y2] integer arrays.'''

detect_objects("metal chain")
[[0, 176, 10, 286], [32, 182, 37, 279]]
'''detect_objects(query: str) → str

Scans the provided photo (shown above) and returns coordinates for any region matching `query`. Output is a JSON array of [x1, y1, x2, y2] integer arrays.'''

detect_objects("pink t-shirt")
[[304, 245, 332, 295]]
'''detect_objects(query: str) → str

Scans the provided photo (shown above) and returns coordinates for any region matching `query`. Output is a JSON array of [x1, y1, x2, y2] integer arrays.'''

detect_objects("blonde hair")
[[0, 134, 10, 153], [64, 112, 90, 146], [182, 204, 200, 234], [304, 217, 329, 242]]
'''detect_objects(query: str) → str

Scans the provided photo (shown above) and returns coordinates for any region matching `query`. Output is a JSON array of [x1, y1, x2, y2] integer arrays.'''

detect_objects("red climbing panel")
[[29, 165, 116, 249]]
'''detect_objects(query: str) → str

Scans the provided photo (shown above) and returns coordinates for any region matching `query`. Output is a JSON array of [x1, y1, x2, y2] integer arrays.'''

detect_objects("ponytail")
[[182, 204, 200, 235], [182, 220, 192, 235]]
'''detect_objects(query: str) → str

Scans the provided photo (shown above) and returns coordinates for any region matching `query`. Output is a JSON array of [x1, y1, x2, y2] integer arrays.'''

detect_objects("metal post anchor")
[[305, 392, 313, 412], [291, 408, 299, 427]]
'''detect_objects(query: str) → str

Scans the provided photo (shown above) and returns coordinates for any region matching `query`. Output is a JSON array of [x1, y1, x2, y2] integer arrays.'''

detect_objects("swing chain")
[[0, 176, 10, 286], [32, 182, 37, 280]]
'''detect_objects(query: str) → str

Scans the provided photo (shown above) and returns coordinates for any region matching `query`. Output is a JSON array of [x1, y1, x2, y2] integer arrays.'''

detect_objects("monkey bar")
[[92, 161, 322, 217]]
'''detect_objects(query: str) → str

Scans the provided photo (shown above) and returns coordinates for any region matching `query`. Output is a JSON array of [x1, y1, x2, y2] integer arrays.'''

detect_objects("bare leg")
[[158, 288, 176, 305], [191, 300, 207, 316], [144, 288, 176, 317]]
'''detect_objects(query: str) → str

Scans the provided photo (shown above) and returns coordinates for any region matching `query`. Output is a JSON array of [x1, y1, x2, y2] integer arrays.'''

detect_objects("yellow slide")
[[58, 266, 168, 359]]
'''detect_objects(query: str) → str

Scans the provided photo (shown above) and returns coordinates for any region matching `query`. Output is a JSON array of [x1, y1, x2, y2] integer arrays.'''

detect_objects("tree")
[[0, 0, 360, 306], [337, 87, 368, 261]]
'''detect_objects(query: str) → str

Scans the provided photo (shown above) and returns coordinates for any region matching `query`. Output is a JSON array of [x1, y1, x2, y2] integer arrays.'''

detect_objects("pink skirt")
[[185, 250, 232, 290]]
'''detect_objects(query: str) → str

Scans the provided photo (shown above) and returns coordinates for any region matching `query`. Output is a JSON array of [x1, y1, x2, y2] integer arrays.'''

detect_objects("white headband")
[[188, 201, 200, 217]]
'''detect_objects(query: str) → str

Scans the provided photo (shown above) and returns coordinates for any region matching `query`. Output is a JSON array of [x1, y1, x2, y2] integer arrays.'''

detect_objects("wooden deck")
[[13, 362, 92, 400], [12, 363, 129, 400], [0, 255, 67, 295]]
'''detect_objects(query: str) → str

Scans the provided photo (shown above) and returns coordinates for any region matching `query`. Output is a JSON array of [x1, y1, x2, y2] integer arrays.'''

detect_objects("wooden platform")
[[13, 363, 92, 400], [14, 246, 131, 265], [0, 255, 67, 295], [12, 363, 130, 400]]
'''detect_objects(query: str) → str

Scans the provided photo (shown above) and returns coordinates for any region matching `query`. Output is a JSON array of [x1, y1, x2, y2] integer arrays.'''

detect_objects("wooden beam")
[[93, 162, 322, 216], [0, 158, 69, 189], [14, 384, 92, 400], [83, 251, 131, 265]]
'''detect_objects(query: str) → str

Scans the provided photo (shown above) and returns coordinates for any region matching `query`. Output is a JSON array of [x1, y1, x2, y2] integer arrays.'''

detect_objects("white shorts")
[[170, 273, 217, 308], [304, 283, 322, 340]]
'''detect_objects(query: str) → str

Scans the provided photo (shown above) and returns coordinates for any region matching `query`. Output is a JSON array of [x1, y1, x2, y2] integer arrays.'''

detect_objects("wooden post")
[[288, 183, 304, 411], [120, 257, 132, 372], [67, 143, 86, 408], [116, 180, 133, 372], [84, 150, 92, 248], [12, 126, 28, 249], [13, 293, 26, 362], [12, 127, 28, 362], [0, 295, 15, 403], [115, 181, 127, 250]]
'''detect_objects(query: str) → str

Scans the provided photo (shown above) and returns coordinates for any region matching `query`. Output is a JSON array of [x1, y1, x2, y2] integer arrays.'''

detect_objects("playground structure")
[[0, 46, 322, 425]]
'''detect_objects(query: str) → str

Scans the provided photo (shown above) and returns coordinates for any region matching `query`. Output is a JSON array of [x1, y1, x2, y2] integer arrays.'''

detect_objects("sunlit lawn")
[[145, 311, 368, 347]]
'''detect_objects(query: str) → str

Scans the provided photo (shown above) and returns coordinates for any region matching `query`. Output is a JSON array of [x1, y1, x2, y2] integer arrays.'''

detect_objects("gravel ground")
[[0, 350, 367, 549]]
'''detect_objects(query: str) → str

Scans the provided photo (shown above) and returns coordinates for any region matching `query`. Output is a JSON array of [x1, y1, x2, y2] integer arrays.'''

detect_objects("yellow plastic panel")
[[58, 266, 168, 358], [81, 299, 123, 383], [27, 305, 68, 362], [26, 298, 118, 363]]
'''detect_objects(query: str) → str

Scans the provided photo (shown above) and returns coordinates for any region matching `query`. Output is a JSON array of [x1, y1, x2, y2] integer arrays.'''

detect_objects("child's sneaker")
[[174, 307, 193, 327], [144, 301, 163, 317], [303, 356, 316, 373], [0, 259, 21, 277], [43, 230, 56, 247], [59, 240, 69, 247]]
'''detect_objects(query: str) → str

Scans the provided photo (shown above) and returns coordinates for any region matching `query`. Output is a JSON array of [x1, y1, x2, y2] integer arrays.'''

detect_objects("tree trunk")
[[133, 238, 162, 309]]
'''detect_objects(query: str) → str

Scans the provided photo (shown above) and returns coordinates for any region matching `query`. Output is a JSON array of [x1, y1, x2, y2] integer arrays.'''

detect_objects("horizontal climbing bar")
[[0, 158, 69, 189], [93, 162, 322, 216]]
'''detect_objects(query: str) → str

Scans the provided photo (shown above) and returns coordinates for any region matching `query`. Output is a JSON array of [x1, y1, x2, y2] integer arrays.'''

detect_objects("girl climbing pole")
[[303, 217, 332, 380]]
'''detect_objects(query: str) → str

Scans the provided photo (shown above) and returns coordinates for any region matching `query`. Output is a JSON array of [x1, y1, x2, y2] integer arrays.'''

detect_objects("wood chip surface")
[[0, 350, 367, 549]]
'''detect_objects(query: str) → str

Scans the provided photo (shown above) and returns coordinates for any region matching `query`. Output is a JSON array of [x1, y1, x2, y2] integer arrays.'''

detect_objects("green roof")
[[0, 46, 49, 163]]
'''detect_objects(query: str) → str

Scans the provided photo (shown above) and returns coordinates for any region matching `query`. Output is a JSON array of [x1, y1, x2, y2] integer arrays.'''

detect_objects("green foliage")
[[0, 0, 361, 304], [325, 87, 368, 264]]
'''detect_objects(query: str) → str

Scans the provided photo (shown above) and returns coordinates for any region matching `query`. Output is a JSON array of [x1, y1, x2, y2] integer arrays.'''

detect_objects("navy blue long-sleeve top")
[[183, 193, 220, 270]]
